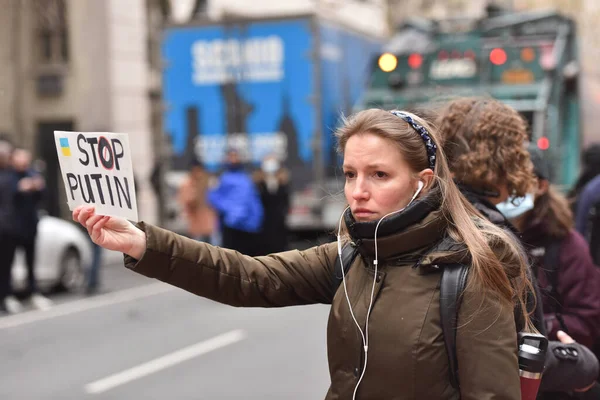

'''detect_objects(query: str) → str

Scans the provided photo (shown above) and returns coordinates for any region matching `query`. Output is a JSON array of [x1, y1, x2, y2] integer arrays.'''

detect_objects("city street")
[[3, 1, 598, 399], [0, 251, 331, 399]]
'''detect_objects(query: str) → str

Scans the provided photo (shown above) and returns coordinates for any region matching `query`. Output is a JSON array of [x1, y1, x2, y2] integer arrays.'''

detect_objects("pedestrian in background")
[[507, 145, 600, 399], [85, 242, 103, 295], [74, 109, 538, 399], [569, 143, 600, 205], [572, 158, 600, 266], [177, 159, 216, 243], [0, 140, 21, 314], [437, 97, 600, 397], [252, 154, 290, 255], [569, 144, 600, 256], [208, 149, 263, 256], [505, 145, 600, 349], [11, 148, 53, 310]]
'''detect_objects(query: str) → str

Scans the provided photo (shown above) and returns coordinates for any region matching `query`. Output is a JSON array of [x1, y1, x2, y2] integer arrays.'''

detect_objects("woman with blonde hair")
[[74, 108, 533, 399]]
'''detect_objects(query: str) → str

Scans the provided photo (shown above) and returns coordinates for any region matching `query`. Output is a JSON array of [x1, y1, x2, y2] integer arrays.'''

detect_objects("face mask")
[[262, 159, 280, 174], [495, 193, 535, 220]]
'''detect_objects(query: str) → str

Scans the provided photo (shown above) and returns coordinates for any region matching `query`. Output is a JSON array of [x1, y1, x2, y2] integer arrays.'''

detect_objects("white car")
[[11, 215, 93, 292]]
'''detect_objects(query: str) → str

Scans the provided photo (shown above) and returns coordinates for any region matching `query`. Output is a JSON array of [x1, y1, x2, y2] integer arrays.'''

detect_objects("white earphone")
[[337, 180, 425, 400]]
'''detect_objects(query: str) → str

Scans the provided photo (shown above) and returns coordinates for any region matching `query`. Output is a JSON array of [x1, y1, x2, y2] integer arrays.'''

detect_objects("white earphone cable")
[[338, 207, 366, 348], [338, 181, 424, 400]]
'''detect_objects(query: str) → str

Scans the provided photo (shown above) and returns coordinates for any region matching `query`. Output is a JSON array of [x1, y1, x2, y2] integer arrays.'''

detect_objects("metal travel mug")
[[518, 332, 548, 400]]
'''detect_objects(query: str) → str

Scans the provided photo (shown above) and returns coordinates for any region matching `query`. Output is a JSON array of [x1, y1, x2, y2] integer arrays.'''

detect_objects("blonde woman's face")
[[343, 132, 420, 222]]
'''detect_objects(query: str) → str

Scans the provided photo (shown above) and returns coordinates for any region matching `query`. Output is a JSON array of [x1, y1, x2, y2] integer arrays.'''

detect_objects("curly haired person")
[[437, 97, 600, 397]]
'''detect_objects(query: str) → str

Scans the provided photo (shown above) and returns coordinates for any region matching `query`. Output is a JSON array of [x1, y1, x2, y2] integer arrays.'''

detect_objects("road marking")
[[84, 329, 247, 394], [0, 283, 173, 330]]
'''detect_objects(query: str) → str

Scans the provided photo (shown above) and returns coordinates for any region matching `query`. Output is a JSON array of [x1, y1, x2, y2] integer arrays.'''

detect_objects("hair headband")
[[390, 110, 437, 170]]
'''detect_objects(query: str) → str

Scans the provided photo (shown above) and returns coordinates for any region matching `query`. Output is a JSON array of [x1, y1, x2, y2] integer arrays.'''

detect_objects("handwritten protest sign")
[[54, 131, 138, 221]]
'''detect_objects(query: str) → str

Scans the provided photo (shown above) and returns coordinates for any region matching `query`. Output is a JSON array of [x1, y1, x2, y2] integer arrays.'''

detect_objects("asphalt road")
[[0, 251, 332, 400]]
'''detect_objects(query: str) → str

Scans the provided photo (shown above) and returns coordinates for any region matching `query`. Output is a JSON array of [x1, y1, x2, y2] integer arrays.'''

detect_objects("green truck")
[[360, 9, 580, 188]]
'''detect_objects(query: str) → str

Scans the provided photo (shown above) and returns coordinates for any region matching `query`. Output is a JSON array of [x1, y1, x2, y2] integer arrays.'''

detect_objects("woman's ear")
[[417, 168, 435, 192], [537, 179, 549, 196]]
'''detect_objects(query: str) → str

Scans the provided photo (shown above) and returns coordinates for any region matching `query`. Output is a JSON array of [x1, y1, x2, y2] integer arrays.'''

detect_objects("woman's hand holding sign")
[[73, 205, 147, 260]]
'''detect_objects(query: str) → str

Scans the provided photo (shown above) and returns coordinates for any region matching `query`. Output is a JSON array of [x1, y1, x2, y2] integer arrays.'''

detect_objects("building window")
[[192, 0, 208, 17], [147, 0, 170, 69], [33, 0, 69, 64]]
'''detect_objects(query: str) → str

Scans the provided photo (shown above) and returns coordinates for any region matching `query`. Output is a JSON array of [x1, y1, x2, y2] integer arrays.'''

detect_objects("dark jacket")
[[253, 170, 290, 255], [521, 226, 600, 349], [0, 167, 17, 237], [573, 175, 600, 266], [459, 186, 546, 333], [574, 175, 600, 235], [459, 185, 600, 395], [125, 193, 521, 399], [13, 169, 44, 239]]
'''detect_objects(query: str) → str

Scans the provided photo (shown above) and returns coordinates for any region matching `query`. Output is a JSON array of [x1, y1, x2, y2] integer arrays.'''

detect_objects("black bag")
[[536, 241, 570, 334]]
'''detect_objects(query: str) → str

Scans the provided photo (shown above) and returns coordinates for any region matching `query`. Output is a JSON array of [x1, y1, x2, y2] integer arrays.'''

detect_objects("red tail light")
[[408, 53, 423, 69], [490, 48, 507, 65]]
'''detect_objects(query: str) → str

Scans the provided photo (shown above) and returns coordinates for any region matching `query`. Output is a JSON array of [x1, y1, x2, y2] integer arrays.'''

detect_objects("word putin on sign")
[[54, 131, 138, 221]]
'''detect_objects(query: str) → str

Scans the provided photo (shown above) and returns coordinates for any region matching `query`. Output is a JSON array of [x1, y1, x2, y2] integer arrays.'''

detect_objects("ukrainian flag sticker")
[[59, 138, 71, 157]]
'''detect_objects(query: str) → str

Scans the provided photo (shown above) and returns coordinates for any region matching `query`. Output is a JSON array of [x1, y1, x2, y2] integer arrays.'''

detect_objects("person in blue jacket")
[[208, 149, 264, 256]]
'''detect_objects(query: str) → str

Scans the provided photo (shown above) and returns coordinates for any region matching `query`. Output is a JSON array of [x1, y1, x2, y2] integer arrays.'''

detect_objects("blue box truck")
[[162, 15, 382, 235]]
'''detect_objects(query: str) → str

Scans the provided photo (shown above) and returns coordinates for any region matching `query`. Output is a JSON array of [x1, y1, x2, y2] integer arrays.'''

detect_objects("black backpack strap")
[[439, 263, 469, 390], [542, 241, 569, 334], [332, 243, 359, 292]]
